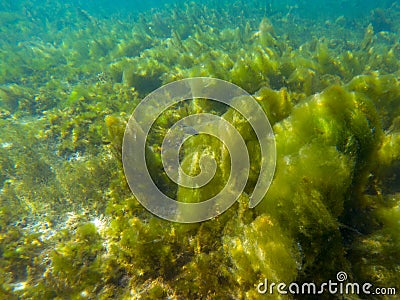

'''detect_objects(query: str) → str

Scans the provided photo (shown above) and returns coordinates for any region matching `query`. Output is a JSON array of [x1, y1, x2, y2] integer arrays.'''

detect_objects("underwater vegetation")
[[1, 0, 400, 299]]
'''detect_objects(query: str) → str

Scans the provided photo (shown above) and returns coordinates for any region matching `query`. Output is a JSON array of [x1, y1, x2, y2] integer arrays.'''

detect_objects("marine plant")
[[0, 1, 399, 299]]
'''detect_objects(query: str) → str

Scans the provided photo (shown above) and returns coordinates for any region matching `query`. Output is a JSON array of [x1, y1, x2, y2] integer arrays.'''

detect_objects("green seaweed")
[[0, 1, 400, 299]]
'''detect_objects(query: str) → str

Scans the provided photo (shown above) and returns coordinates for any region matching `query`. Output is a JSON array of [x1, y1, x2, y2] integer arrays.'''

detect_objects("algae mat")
[[0, 0, 399, 299]]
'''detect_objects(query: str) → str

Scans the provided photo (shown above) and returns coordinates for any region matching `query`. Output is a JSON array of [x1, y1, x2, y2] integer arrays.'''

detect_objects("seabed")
[[0, 1, 399, 299]]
